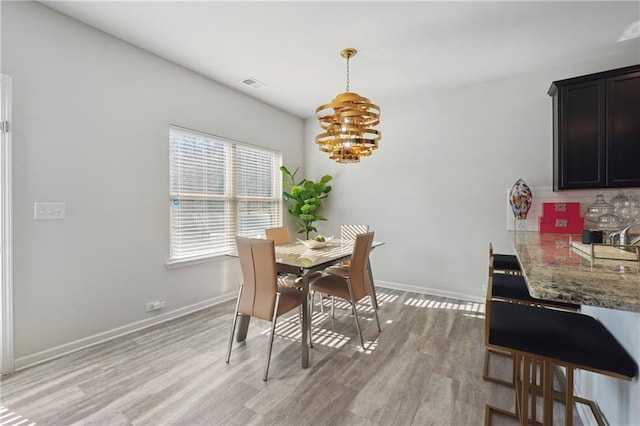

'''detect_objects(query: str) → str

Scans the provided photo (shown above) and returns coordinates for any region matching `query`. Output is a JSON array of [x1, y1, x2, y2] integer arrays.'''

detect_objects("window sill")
[[166, 253, 234, 269]]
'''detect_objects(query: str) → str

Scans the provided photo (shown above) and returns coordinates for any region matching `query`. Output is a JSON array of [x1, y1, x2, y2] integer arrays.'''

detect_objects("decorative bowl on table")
[[298, 236, 333, 249]]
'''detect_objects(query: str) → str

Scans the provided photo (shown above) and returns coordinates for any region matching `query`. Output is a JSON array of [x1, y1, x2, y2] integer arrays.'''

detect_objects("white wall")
[[579, 306, 639, 426], [304, 47, 639, 425], [1, 1, 304, 364], [304, 51, 639, 301], [2, 1, 639, 422]]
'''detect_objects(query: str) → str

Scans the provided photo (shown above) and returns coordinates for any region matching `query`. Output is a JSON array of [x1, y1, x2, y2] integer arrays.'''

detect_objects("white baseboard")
[[14, 292, 237, 371], [375, 280, 485, 304]]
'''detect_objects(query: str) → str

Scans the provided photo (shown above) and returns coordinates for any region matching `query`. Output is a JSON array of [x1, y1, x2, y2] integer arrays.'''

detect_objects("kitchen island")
[[510, 231, 640, 312], [509, 231, 639, 425]]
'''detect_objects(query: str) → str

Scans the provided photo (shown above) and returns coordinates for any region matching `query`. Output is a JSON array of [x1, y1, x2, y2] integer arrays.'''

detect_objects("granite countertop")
[[510, 231, 640, 313]]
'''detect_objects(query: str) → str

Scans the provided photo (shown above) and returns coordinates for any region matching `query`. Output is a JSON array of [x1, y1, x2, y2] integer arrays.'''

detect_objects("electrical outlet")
[[145, 301, 165, 312], [34, 202, 66, 220]]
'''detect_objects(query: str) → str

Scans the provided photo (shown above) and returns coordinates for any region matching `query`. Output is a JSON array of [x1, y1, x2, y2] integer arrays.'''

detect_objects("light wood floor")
[[0, 289, 572, 425]]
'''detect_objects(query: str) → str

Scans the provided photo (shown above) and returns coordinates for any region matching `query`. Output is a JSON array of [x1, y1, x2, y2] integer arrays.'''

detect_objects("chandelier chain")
[[346, 56, 350, 92]]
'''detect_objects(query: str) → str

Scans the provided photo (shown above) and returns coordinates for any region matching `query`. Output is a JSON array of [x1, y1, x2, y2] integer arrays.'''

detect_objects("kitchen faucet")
[[608, 222, 640, 246]]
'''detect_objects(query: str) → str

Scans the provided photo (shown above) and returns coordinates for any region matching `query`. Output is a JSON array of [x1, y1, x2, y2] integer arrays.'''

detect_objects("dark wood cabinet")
[[549, 65, 640, 190]]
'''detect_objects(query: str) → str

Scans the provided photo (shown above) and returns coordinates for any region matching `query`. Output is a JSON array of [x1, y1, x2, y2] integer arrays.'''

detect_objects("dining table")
[[234, 238, 384, 368]]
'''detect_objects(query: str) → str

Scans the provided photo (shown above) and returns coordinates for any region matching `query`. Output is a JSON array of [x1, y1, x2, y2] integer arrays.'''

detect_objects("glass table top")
[[275, 239, 383, 269]]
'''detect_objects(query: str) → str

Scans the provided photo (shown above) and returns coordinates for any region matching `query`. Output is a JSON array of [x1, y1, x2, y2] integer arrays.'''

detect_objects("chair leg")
[[226, 285, 244, 363], [346, 280, 365, 349], [350, 301, 365, 349], [370, 293, 382, 332], [331, 296, 335, 319], [263, 293, 281, 381]]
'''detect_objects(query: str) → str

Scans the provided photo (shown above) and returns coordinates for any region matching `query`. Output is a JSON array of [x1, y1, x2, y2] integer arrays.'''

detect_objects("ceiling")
[[41, 1, 640, 119]]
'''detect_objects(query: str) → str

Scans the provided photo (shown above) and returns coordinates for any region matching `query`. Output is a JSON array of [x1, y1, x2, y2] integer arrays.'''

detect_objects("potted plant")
[[280, 165, 332, 240]]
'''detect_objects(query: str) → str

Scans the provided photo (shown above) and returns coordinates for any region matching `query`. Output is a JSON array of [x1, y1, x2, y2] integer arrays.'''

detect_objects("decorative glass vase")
[[584, 194, 615, 224], [509, 179, 532, 220]]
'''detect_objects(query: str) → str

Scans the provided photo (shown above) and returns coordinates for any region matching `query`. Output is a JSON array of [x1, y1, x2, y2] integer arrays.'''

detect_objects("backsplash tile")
[[506, 187, 640, 231]]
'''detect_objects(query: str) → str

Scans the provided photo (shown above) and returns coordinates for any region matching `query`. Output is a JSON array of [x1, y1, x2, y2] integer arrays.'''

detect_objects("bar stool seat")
[[490, 301, 636, 378], [490, 243, 522, 275], [493, 253, 521, 272], [486, 300, 637, 425], [492, 274, 580, 311]]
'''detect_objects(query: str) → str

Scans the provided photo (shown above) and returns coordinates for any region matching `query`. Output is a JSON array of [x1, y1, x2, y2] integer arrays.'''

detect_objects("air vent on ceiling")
[[241, 77, 267, 89]]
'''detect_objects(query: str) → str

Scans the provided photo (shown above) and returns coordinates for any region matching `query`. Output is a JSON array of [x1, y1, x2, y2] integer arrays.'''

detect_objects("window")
[[169, 126, 282, 263]]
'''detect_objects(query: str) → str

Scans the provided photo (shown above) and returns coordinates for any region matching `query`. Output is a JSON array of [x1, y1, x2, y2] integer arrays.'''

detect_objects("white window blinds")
[[169, 126, 282, 262]]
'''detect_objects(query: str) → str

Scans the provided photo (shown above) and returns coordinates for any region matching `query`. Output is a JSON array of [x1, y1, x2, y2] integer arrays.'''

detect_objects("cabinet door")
[[557, 80, 606, 189], [606, 71, 640, 187]]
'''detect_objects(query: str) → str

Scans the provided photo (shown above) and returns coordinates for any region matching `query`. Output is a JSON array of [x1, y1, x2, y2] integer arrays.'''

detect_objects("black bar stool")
[[489, 242, 522, 275], [484, 292, 637, 425], [484, 244, 580, 387], [491, 274, 580, 311]]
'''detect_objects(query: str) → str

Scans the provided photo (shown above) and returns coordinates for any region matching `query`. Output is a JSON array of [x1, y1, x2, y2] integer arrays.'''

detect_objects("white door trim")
[[1, 74, 14, 374]]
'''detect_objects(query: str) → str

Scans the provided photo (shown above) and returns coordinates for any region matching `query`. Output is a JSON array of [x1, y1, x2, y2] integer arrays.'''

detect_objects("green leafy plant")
[[280, 165, 333, 240]]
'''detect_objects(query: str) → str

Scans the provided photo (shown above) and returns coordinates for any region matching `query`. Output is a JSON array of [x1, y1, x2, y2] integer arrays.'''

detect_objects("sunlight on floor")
[[258, 313, 353, 349], [257, 305, 382, 352], [359, 338, 379, 354], [0, 407, 36, 426], [309, 327, 351, 349], [258, 290, 484, 353], [404, 297, 485, 314], [376, 292, 400, 303]]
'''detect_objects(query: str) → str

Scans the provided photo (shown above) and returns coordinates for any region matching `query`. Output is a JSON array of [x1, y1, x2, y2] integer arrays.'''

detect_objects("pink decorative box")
[[542, 202, 580, 218], [538, 216, 584, 234]]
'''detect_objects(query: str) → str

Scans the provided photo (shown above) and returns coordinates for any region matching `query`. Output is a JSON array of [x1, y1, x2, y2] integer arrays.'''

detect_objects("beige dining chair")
[[324, 224, 369, 274], [226, 236, 305, 381], [265, 226, 301, 287], [320, 224, 369, 312], [309, 231, 381, 349], [340, 224, 370, 241], [265, 226, 291, 245]]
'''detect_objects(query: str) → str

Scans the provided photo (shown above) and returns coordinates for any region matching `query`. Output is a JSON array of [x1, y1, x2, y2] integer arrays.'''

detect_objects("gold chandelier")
[[315, 48, 381, 164]]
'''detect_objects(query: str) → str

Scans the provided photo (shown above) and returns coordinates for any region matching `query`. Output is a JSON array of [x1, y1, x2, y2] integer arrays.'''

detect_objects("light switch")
[[34, 202, 66, 220]]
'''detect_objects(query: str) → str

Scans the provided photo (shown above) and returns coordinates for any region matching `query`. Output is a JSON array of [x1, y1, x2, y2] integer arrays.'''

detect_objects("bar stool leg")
[[531, 357, 538, 424], [543, 359, 553, 425], [520, 354, 530, 426], [514, 353, 522, 415], [565, 367, 574, 426]]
